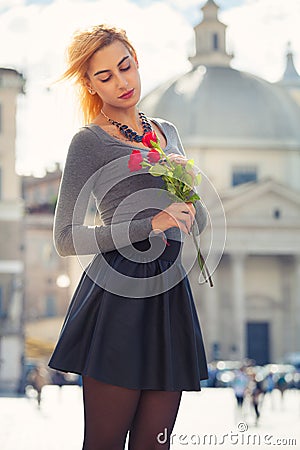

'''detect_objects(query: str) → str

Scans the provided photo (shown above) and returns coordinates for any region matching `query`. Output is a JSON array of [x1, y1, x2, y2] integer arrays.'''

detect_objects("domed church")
[[140, 0, 300, 365]]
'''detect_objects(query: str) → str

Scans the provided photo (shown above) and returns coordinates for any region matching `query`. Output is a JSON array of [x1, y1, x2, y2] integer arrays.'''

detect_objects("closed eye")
[[120, 64, 131, 71], [100, 75, 111, 83], [99, 64, 131, 82]]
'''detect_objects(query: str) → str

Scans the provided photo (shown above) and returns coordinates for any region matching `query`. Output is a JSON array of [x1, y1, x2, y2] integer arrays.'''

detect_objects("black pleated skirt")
[[48, 237, 208, 391]]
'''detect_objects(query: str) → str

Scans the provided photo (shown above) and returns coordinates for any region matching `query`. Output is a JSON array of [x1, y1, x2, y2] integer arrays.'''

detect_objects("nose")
[[116, 72, 128, 89]]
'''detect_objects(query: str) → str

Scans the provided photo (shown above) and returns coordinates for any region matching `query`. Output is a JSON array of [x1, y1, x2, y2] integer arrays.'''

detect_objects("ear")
[[83, 78, 96, 95]]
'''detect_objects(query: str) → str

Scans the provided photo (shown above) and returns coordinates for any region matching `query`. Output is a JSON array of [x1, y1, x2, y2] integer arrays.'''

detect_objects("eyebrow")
[[93, 56, 130, 77]]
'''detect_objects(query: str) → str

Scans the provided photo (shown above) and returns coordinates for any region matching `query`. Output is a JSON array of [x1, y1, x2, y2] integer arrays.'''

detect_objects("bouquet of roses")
[[128, 131, 213, 287]]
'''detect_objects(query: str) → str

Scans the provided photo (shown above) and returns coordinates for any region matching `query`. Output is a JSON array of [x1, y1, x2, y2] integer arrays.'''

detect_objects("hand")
[[151, 202, 196, 235], [163, 153, 188, 166], [162, 153, 198, 185]]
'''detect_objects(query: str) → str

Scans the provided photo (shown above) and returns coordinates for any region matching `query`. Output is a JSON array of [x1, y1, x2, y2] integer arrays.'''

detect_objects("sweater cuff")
[[129, 215, 154, 242]]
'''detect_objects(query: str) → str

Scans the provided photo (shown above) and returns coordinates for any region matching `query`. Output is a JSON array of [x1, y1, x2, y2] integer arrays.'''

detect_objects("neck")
[[101, 106, 141, 129]]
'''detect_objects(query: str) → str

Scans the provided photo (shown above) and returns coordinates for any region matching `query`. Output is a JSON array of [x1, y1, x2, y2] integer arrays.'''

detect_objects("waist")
[[103, 236, 183, 264]]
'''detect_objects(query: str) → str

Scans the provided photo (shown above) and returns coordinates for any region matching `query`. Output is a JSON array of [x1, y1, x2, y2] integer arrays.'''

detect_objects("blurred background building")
[[1, 0, 300, 392], [141, 0, 300, 365], [0, 68, 25, 391], [22, 166, 72, 361]]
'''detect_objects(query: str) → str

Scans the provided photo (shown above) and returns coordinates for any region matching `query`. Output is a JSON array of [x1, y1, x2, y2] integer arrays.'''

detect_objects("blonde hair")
[[60, 24, 137, 124]]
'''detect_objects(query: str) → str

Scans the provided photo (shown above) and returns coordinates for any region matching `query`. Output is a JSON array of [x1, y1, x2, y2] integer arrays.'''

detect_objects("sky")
[[0, 0, 299, 175]]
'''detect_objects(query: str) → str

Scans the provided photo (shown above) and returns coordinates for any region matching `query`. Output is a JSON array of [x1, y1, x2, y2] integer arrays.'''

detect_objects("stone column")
[[231, 253, 246, 361], [294, 255, 300, 351], [205, 253, 219, 360]]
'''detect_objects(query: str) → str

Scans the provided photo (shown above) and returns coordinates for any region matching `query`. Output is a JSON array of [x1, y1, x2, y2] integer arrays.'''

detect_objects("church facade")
[[140, 0, 300, 365]]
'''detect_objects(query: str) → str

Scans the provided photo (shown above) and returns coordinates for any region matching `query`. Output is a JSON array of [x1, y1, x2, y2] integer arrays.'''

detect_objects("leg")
[[82, 375, 141, 450], [128, 390, 182, 450]]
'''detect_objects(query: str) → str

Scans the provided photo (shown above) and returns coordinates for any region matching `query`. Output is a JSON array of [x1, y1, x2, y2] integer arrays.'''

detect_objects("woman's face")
[[85, 40, 141, 110]]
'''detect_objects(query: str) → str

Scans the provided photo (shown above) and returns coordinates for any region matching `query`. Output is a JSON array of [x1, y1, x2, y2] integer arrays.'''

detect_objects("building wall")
[[0, 68, 25, 392], [24, 215, 71, 320], [189, 146, 300, 192]]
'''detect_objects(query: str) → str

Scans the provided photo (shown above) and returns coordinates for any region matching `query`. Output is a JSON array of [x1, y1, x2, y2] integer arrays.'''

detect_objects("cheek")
[[132, 70, 141, 89], [95, 84, 111, 99]]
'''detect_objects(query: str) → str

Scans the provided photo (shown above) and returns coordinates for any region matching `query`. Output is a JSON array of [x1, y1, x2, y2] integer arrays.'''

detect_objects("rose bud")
[[147, 148, 161, 163], [128, 149, 143, 172], [142, 131, 158, 148]]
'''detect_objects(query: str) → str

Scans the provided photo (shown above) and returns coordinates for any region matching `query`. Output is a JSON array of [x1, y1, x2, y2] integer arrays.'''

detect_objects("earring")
[[88, 88, 95, 95]]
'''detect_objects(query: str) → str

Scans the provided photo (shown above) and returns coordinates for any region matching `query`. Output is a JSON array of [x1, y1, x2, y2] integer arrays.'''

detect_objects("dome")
[[140, 0, 300, 149], [140, 65, 300, 149]]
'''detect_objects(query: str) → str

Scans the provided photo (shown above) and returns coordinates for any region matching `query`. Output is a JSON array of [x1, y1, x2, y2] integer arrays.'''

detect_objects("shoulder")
[[150, 117, 178, 133], [69, 126, 103, 150], [61, 126, 108, 178], [150, 116, 181, 142], [66, 126, 106, 164]]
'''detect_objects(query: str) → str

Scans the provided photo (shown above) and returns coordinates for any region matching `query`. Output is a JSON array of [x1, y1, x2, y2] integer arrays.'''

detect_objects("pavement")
[[0, 386, 299, 449]]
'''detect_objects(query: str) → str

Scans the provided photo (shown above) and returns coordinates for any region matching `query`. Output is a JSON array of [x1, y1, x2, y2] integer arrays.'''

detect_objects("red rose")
[[128, 150, 143, 172], [142, 131, 158, 148], [147, 148, 160, 163]]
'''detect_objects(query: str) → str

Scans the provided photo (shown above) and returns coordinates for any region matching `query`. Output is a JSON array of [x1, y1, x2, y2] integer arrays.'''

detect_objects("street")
[[0, 386, 299, 449]]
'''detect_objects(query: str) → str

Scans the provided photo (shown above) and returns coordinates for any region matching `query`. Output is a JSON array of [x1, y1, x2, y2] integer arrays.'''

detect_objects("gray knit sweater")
[[53, 118, 207, 257]]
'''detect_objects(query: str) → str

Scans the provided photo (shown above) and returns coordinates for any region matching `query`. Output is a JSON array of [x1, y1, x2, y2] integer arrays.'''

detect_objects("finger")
[[186, 202, 196, 217], [178, 211, 192, 232], [185, 212, 193, 231], [172, 202, 193, 222], [168, 154, 187, 164], [177, 219, 190, 235], [179, 202, 195, 223], [167, 209, 190, 234]]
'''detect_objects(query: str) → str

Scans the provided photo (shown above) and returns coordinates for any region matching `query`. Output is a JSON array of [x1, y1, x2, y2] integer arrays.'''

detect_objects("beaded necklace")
[[100, 110, 152, 142]]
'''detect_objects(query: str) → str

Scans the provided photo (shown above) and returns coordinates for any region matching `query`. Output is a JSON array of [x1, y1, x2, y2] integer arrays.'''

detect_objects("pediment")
[[219, 178, 300, 225]]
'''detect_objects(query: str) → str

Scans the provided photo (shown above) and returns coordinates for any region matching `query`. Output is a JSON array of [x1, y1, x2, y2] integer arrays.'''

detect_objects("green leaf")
[[187, 193, 201, 202], [185, 159, 194, 172], [173, 164, 183, 180], [181, 173, 193, 187], [149, 164, 168, 176], [165, 183, 177, 195], [140, 161, 150, 168], [195, 173, 202, 185]]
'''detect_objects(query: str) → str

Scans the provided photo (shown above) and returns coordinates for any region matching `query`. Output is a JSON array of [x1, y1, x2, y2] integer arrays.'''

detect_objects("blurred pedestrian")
[[249, 376, 264, 425], [262, 372, 275, 408], [52, 369, 66, 388], [232, 368, 249, 417], [28, 365, 49, 408], [276, 373, 288, 404]]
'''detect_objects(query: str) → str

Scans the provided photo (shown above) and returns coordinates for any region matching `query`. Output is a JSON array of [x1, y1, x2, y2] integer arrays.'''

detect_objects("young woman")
[[49, 24, 208, 450]]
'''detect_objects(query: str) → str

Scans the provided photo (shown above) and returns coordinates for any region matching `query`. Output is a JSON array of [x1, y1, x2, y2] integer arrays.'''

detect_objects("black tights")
[[82, 375, 182, 450]]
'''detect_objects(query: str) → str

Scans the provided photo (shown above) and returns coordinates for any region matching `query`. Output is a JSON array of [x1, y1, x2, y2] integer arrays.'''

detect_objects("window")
[[45, 295, 56, 317], [232, 166, 257, 186], [0, 286, 5, 317], [213, 33, 219, 50]]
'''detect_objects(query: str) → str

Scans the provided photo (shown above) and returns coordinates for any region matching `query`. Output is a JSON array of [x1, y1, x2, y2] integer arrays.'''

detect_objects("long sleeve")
[[53, 129, 154, 257], [165, 122, 208, 236]]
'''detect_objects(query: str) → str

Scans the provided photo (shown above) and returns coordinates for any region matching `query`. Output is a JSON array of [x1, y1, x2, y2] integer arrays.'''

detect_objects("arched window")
[[213, 33, 219, 50]]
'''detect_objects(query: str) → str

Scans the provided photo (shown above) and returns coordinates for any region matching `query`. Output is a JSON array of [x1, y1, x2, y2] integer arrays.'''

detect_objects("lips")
[[119, 88, 134, 99]]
